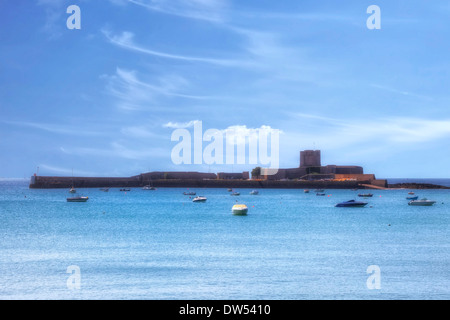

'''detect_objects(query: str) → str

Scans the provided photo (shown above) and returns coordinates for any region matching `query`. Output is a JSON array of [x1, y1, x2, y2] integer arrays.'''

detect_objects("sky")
[[1, 0, 450, 179]]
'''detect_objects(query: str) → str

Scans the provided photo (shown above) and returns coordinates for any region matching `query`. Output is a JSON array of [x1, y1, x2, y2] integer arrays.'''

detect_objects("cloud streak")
[[128, 0, 229, 23], [3, 120, 105, 136], [289, 113, 450, 148], [102, 29, 242, 67], [102, 68, 211, 111]]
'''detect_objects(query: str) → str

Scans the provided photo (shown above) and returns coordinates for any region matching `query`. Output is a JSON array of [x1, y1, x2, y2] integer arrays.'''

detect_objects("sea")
[[0, 178, 449, 300]]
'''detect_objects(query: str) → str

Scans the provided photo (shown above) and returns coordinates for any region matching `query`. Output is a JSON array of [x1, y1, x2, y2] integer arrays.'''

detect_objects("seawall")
[[29, 175, 365, 189]]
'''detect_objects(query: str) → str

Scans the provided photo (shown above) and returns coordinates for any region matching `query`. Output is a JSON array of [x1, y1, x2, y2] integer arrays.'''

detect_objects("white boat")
[[230, 192, 240, 196], [408, 198, 436, 206], [142, 185, 156, 190], [192, 196, 207, 202], [232, 204, 248, 215], [250, 190, 259, 195]]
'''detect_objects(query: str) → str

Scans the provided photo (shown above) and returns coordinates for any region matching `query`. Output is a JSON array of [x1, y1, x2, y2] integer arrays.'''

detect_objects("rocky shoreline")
[[388, 183, 450, 189]]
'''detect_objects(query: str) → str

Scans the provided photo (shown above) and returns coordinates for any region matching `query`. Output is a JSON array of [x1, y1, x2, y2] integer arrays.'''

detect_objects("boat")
[[408, 198, 436, 206], [316, 193, 326, 196], [227, 188, 233, 192], [358, 193, 373, 197], [406, 196, 419, 200], [230, 192, 240, 196], [120, 188, 130, 191], [100, 188, 109, 192], [304, 189, 310, 193], [142, 185, 156, 190], [314, 189, 325, 192], [192, 196, 207, 202], [408, 192, 415, 195], [69, 169, 76, 193], [183, 191, 196, 195], [232, 204, 248, 216], [335, 200, 368, 207], [67, 196, 89, 202], [250, 190, 259, 195]]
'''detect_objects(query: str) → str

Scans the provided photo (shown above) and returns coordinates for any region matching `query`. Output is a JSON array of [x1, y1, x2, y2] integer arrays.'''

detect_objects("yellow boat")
[[232, 204, 248, 216]]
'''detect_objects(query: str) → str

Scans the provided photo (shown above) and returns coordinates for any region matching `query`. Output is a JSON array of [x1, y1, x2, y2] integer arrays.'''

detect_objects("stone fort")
[[263, 150, 372, 181]]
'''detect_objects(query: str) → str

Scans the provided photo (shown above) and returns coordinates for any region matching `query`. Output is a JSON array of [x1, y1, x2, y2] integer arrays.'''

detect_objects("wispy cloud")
[[102, 68, 210, 111], [128, 0, 229, 23], [289, 113, 450, 148], [163, 120, 201, 129], [120, 126, 167, 139], [38, 164, 97, 177], [37, 0, 68, 39], [60, 141, 168, 160], [3, 120, 105, 136], [371, 84, 433, 100], [102, 29, 242, 67]]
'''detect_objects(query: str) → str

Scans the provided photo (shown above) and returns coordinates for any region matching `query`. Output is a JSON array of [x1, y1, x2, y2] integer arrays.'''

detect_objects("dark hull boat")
[[335, 200, 368, 207], [67, 196, 89, 202], [358, 193, 373, 197]]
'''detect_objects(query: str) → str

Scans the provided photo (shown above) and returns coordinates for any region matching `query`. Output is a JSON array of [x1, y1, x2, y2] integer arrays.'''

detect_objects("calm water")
[[0, 179, 448, 300]]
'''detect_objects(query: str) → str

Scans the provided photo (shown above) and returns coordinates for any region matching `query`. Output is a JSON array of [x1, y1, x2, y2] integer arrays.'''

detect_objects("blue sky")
[[1, 0, 450, 179]]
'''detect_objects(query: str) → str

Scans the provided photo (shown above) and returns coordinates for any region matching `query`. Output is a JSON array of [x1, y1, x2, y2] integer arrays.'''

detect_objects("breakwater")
[[29, 175, 365, 189]]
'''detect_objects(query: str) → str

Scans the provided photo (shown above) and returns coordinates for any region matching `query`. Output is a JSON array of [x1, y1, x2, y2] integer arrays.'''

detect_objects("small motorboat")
[[408, 192, 415, 195], [100, 188, 109, 192], [316, 193, 326, 196], [250, 190, 259, 195], [230, 192, 240, 196], [227, 188, 233, 192], [232, 204, 248, 216], [192, 196, 207, 202], [406, 196, 419, 200], [142, 185, 156, 190], [183, 191, 196, 195], [304, 189, 310, 193], [335, 200, 368, 207], [408, 198, 436, 206], [67, 196, 89, 202], [120, 188, 130, 191], [358, 193, 373, 197]]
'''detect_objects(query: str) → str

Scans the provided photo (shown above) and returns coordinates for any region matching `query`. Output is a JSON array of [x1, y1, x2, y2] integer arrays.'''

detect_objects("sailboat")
[[69, 168, 76, 193], [142, 176, 156, 190]]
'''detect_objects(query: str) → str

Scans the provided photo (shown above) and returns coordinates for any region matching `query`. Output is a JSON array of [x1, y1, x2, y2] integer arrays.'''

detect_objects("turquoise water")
[[0, 179, 448, 300]]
